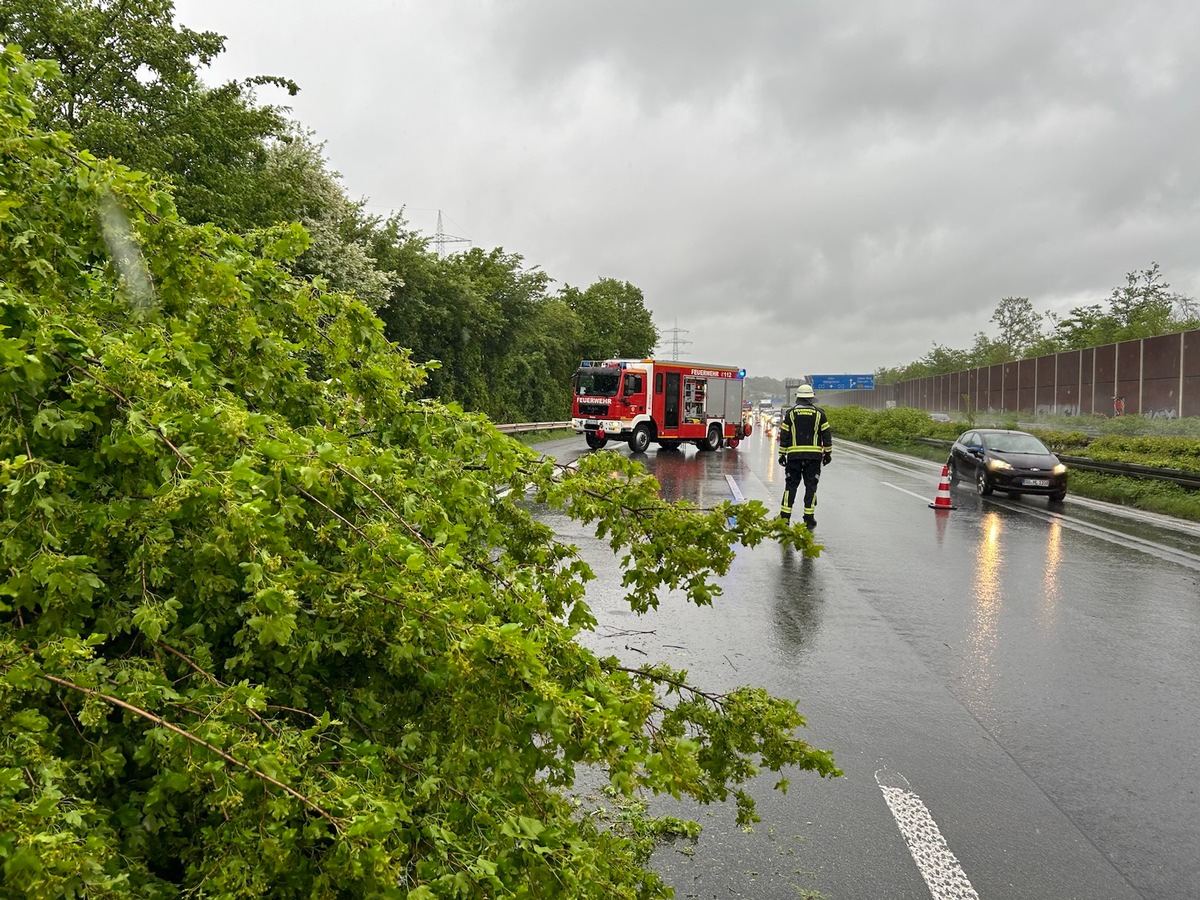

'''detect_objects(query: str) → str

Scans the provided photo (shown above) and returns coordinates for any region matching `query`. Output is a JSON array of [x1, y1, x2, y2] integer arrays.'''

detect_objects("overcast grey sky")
[[173, 1, 1200, 381]]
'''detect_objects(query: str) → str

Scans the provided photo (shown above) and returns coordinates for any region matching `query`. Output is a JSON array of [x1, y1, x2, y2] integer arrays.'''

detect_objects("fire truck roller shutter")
[[722, 379, 742, 424], [706, 379, 727, 419]]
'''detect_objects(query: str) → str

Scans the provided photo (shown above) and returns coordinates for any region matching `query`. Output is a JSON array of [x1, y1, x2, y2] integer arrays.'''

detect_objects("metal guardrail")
[[915, 438, 1200, 490], [495, 421, 572, 435]]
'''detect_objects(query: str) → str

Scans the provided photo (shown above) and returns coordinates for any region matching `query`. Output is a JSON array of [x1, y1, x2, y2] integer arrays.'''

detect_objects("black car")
[[947, 429, 1068, 503]]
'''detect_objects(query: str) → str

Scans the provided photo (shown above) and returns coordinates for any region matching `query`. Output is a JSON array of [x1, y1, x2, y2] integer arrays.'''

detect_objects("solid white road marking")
[[999, 502, 1200, 571], [724, 474, 745, 502], [881, 481, 1200, 571], [876, 769, 981, 900], [882, 481, 934, 502]]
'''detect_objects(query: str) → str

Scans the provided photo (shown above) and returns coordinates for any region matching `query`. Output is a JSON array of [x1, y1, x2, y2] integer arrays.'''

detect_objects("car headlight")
[[987, 458, 1013, 472], [1052, 463, 1067, 475]]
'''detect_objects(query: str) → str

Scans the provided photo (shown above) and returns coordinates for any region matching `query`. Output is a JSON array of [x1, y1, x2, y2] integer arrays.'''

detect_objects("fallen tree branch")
[[40, 673, 341, 831]]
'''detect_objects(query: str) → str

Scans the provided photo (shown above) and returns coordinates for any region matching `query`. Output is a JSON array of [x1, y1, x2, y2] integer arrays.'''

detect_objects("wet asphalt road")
[[529, 428, 1200, 900]]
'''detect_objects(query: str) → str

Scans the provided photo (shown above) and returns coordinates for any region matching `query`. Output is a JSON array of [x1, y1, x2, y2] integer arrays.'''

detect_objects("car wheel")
[[947, 458, 959, 485], [585, 432, 607, 450], [629, 424, 651, 454], [1049, 490, 1066, 503], [976, 469, 993, 496]]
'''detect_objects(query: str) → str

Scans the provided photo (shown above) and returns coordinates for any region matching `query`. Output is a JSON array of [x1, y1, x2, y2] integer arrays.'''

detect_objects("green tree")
[[1108, 262, 1175, 338], [885, 342, 971, 380], [1051, 263, 1195, 349], [373, 242, 648, 422], [260, 127, 395, 309], [5, 2, 656, 422], [0, 48, 835, 897], [1050, 302, 1118, 350], [508, 296, 584, 421], [372, 236, 519, 416], [964, 331, 1006, 367], [988, 297, 1045, 360], [437, 247, 557, 421], [0, 0, 302, 230], [563, 278, 659, 361], [6, 0, 395, 307], [1173, 293, 1200, 330], [883, 265, 1199, 389]]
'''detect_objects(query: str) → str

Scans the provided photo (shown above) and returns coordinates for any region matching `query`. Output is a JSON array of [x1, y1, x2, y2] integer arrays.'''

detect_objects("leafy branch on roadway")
[[37, 673, 344, 831]]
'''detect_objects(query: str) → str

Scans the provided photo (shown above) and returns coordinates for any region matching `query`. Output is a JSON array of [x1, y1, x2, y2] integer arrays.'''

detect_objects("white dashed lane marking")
[[876, 769, 981, 900], [724, 474, 745, 502]]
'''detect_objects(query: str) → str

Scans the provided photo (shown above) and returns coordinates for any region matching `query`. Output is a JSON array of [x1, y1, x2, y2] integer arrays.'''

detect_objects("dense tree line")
[[877, 264, 1200, 383], [0, 0, 657, 424]]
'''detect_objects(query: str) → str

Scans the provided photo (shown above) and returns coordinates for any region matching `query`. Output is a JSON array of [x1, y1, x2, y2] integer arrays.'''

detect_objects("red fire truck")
[[571, 358, 753, 452]]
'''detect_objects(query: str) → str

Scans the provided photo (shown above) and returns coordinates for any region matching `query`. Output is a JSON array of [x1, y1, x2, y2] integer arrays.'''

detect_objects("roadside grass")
[[1064, 471, 1200, 520], [828, 406, 1200, 522]]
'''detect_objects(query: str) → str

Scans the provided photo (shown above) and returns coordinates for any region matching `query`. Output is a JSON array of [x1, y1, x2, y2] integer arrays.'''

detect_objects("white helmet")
[[795, 383, 815, 399]]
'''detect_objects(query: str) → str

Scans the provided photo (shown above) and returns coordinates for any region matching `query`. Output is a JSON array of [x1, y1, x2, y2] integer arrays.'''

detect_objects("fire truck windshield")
[[574, 368, 621, 397]]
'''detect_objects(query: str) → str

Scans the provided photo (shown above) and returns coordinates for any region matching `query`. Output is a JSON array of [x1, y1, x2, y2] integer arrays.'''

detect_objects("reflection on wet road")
[[770, 552, 823, 656], [965, 511, 1003, 709], [531, 429, 1200, 900]]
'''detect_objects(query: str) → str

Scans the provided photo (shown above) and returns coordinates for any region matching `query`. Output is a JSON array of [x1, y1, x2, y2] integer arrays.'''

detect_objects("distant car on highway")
[[929, 412, 955, 423], [947, 429, 1068, 503]]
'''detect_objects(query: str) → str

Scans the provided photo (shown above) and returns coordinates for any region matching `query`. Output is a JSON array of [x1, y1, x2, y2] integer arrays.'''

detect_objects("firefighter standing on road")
[[778, 383, 832, 529]]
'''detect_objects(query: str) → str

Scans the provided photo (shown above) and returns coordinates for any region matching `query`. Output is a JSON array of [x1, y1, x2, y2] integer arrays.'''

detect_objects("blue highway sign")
[[810, 374, 875, 391]]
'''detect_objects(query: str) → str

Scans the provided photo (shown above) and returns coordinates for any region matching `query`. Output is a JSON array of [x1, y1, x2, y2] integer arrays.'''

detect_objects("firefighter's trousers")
[[780, 456, 822, 521]]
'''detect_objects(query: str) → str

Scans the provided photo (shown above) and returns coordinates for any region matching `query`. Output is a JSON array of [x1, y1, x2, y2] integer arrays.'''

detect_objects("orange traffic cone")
[[929, 465, 957, 510]]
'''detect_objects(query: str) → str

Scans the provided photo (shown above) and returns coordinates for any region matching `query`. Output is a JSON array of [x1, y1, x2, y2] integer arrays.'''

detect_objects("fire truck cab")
[[571, 358, 753, 452]]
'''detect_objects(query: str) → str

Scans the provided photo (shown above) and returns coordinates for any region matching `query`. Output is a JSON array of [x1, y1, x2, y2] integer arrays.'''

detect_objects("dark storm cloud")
[[490, 2, 1195, 132], [174, 0, 1200, 377], [472, 1, 1200, 372]]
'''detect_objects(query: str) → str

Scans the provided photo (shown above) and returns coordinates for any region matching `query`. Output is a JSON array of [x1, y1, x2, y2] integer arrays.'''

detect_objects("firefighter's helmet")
[[795, 383, 815, 399]]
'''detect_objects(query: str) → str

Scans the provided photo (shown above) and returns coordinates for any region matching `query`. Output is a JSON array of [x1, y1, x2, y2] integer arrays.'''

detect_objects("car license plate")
[[1024, 478, 1050, 487], [585, 420, 599, 428]]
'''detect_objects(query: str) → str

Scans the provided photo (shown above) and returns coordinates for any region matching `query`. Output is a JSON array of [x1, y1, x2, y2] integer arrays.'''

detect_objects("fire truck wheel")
[[699, 425, 722, 452], [585, 432, 607, 450], [629, 425, 651, 454]]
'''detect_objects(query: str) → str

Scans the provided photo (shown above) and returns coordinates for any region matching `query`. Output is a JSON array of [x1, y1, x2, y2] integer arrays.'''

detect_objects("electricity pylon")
[[659, 320, 691, 360], [434, 210, 471, 257]]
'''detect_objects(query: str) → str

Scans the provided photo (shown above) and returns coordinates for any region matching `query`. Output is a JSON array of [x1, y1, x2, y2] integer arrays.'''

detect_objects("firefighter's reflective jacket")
[[779, 401, 832, 457]]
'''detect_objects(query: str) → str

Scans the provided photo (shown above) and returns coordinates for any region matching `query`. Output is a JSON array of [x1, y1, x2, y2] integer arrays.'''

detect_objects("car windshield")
[[575, 368, 621, 397], [984, 433, 1050, 454]]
